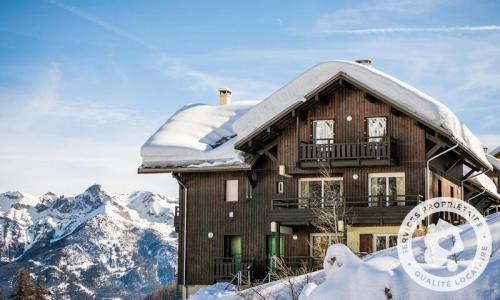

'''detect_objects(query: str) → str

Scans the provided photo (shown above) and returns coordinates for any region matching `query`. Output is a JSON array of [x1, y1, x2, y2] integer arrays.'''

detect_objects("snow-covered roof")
[[491, 146, 500, 157], [140, 101, 257, 169], [233, 60, 492, 170], [487, 154, 500, 171], [469, 173, 500, 200]]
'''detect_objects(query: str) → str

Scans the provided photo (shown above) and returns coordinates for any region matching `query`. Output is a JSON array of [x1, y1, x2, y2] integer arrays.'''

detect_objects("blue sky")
[[0, 0, 499, 198]]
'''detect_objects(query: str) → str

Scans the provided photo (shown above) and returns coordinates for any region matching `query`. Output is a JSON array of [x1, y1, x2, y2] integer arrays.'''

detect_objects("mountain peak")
[[85, 184, 105, 195]]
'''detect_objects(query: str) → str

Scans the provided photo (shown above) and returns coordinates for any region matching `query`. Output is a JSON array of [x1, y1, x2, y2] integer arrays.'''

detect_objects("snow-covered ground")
[[192, 212, 500, 300]]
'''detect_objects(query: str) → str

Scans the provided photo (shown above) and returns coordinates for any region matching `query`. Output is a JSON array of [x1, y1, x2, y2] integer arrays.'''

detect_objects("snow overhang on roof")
[[139, 101, 258, 172], [490, 146, 500, 157], [469, 173, 500, 201], [233, 60, 492, 171], [487, 154, 500, 171]]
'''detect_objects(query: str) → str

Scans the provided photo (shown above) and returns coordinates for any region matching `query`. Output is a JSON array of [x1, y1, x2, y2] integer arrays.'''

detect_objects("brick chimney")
[[355, 59, 373, 67], [219, 88, 232, 105]]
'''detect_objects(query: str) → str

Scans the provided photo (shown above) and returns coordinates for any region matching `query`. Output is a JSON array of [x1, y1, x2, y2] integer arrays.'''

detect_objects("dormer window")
[[312, 120, 334, 144]]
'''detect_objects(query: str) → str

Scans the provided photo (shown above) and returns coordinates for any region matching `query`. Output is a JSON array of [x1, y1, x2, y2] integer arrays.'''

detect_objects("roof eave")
[[138, 164, 252, 174]]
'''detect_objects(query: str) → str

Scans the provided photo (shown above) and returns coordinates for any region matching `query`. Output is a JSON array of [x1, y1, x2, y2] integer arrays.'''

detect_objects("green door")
[[267, 235, 284, 273], [229, 235, 242, 258]]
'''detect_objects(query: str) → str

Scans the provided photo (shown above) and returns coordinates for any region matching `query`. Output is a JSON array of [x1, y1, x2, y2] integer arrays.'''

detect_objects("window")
[[225, 180, 238, 202], [299, 178, 343, 208], [276, 182, 284, 194], [245, 179, 253, 199], [368, 173, 405, 207], [450, 186, 454, 199], [374, 234, 398, 251], [310, 233, 341, 257], [312, 120, 334, 144], [366, 117, 387, 142], [437, 179, 442, 197]]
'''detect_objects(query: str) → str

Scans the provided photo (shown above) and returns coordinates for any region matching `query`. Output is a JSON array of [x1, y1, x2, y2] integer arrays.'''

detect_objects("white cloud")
[[162, 64, 278, 101], [24, 64, 137, 123], [316, 0, 452, 31], [321, 25, 500, 34]]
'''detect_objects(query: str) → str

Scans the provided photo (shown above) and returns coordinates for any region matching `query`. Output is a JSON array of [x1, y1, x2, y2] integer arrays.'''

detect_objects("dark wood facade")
[[173, 79, 497, 287]]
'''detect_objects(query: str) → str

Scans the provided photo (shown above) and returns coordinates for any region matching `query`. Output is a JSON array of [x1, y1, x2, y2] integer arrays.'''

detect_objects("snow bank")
[[233, 61, 491, 170], [302, 212, 500, 300], [140, 101, 257, 169], [194, 212, 500, 300]]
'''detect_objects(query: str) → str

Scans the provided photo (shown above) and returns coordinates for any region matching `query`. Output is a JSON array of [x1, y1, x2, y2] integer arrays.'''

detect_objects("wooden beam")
[[462, 169, 476, 180], [365, 92, 379, 103], [257, 140, 278, 155], [425, 132, 449, 148], [246, 170, 257, 188], [445, 158, 463, 173], [264, 151, 277, 162], [390, 107, 402, 116], [426, 144, 442, 159], [266, 127, 280, 136]]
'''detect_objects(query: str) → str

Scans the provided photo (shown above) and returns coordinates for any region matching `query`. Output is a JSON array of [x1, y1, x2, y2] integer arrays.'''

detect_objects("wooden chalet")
[[139, 60, 500, 297]]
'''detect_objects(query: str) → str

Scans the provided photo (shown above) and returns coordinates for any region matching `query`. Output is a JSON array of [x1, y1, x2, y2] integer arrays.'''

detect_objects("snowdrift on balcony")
[[234, 60, 491, 170]]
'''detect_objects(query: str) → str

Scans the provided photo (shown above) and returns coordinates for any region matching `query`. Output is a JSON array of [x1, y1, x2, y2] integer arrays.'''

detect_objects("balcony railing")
[[214, 257, 254, 281], [272, 195, 423, 209], [299, 136, 396, 167], [270, 195, 424, 225], [280, 256, 323, 272]]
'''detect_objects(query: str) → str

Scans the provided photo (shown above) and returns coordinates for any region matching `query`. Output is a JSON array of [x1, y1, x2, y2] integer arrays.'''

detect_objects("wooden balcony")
[[213, 257, 254, 282], [298, 136, 397, 168], [280, 256, 323, 272], [270, 195, 423, 225], [174, 206, 180, 232]]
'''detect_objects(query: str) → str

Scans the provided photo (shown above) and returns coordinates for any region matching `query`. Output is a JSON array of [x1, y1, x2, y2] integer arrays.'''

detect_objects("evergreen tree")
[[9, 267, 35, 300], [34, 275, 52, 300]]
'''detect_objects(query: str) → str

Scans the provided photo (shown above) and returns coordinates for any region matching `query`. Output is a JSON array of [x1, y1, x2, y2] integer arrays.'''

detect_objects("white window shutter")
[[226, 180, 239, 202]]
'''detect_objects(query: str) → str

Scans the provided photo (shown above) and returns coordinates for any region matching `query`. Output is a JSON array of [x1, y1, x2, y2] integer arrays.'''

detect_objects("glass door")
[[369, 173, 405, 207], [299, 178, 343, 208], [267, 235, 284, 273], [224, 235, 242, 261], [366, 117, 387, 142], [312, 120, 335, 144], [310, 233, 340, 258]]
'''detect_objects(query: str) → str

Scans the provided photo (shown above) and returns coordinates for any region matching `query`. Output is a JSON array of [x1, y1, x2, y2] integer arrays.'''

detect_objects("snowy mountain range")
[[0, 185, 177, 299]]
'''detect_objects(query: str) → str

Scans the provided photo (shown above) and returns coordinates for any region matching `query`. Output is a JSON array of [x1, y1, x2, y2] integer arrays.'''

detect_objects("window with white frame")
[[366, 117, 387, 142], [299, 177, 343, 208], [368, 173, 405, 207], [310, 233, 342, 257], [225, 180, 239, 202], [374, 234, 398, 252], [312, 120, 335, 144]]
